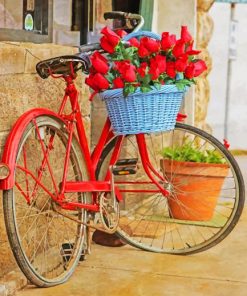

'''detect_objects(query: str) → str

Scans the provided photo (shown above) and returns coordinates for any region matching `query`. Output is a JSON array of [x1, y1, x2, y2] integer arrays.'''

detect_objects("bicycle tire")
[[3, 115, 89, 287], [96, 123, 245, 255]]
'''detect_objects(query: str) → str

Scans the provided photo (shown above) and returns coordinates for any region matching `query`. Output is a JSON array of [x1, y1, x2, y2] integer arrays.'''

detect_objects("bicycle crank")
[[52, 201, 119, 234]]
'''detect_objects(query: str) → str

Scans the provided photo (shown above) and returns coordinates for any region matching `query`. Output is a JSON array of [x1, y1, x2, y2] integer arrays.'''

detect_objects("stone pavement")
[[16, 157, 247, 296]]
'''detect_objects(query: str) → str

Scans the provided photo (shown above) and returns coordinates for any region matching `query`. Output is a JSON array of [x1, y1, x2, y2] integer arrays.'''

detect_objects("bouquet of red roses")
[[85, 26, 207, 97]]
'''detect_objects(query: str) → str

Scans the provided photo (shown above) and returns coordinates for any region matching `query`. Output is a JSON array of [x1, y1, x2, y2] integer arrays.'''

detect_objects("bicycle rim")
[[97, 123, 245, 254], [3, 115, 88, 287]]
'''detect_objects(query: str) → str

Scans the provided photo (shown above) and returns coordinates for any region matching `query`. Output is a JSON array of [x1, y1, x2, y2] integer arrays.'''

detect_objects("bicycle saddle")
[[36, 53, 91, 79]]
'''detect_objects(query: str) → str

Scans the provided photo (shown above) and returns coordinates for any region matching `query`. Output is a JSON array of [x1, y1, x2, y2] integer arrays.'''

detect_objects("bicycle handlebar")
[[104, 11, 144, 32]]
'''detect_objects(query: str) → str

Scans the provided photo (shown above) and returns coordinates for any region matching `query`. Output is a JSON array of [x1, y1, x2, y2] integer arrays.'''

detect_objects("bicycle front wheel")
[[97, 123, 245, 255], [3, 115, 89, 287]]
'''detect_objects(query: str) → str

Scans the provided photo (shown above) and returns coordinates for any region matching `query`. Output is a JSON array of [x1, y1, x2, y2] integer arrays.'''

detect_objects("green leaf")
[[105, 72, 115, 83], [161, 142, 225, 164], [141, 85, 152, 93], [123, 85, 135, 97], [154, 83, 161, 90], [142, 74, 151, 85], [175, 82, 186, 91]]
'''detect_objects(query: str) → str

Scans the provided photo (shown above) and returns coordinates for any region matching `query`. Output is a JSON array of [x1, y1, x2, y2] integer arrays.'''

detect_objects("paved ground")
[[17, 157, 247, 296]]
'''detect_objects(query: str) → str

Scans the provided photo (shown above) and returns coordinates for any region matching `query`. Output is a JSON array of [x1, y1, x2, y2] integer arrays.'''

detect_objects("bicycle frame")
[[0, 72, 171, 212]]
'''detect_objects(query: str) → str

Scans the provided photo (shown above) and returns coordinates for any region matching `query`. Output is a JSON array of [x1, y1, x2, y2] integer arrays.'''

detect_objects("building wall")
[[0, 0, 23, 30], [0, 42, 90, 278], [153, 0, 197, 125], [207, 3, 247, 149]]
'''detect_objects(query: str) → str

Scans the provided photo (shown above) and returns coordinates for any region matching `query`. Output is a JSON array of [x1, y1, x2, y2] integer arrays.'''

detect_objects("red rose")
[[100, 36, 115, 53], [172, 40, 185, 58], [138, 44, 150, 57], [101, 26, 120, 47], [128, 37, 140, 48], [181, 26, 193, 43], [154, 55, 166, 73], [186, 41, 201, 55], [113, 77, 124, 88], [114, 61, 130, 74], [186, 49, 201, 56], [184, 60, 207, 79], [122, 64, 136, 82], [149, 65, 160, 80], [115, 29, 127, 38], [166, 62, 176, 78], [115, 61, 136, 82], [193, 60, 207, 77], [175, 55, 188, 72], [93, 73, 109, 90], [137, 62, 148, 77], [91, 51, 109, 74], [141, 37, 160, 53], [85, 74, 98, 91], [161, 32, 176, 50], [185, 63, 195, 79]]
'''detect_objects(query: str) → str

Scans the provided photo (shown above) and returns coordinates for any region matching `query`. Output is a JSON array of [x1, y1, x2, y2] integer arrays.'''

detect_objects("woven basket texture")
[[100, 85, 185, 135]]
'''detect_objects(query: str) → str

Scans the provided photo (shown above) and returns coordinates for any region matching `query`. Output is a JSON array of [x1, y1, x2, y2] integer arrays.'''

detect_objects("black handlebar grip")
[[104, 11, 126, 20]]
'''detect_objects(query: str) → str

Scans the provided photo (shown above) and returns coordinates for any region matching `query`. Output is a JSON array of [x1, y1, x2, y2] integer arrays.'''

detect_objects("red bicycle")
[[0, 12, 244, 287]]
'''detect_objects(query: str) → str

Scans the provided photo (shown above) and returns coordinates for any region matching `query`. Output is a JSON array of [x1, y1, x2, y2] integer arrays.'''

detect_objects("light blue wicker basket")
[[100, 85, 186, 135]]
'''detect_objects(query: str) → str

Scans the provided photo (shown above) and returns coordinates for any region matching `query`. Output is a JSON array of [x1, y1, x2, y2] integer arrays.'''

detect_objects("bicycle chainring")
[[99, 193, 120, 233]]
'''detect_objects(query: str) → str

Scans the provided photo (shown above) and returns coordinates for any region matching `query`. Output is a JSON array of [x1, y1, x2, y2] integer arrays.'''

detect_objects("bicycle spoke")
[[98, 123, 244, 254]]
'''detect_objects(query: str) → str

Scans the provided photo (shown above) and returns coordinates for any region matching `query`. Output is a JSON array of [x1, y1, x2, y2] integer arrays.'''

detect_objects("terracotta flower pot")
[[160, 159, 229, 221]]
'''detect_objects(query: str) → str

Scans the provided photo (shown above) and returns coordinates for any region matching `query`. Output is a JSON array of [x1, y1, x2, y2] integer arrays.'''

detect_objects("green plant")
[[161, 143, 226, 164]]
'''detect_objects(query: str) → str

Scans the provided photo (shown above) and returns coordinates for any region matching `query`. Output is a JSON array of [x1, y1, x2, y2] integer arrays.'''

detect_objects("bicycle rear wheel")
[[3, 115, 89, 287], [97, 123, 245, 254]]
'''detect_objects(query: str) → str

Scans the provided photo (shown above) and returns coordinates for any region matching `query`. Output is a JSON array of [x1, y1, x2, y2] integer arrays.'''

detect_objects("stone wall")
[[0, 42, 90, 278]]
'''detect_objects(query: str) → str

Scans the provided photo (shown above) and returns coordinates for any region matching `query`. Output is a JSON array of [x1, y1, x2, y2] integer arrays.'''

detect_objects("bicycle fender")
[[0, 108, 64, 190]]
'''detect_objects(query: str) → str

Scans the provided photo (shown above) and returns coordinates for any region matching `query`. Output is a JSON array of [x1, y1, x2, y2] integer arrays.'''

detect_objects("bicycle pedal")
[[113, 158, 138, 175], [61, 243, 86, 262], [112, 165, 137, 175], [115, 158, 138, 166]]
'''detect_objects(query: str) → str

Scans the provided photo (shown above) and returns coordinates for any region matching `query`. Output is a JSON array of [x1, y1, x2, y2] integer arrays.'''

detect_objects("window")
[[0, 0, 52, 43]]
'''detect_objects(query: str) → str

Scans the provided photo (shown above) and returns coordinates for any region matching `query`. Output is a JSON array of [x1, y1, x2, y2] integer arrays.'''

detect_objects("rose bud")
[[141, 37, 160, 53], [193, 60, 207, 77], [137, 62, 148, 78], [85, 74, 98, 91], [175, 55, 188, 72], [181, 26, 193, 43], [129, 37, 140, 48], [91, 51, 109, 74], [100, 36, 115, 53], [154, 55, 166, 73], [166, 62, 176, 78], [113, 77, 125, 89], [122, 64, 137, 82], [161, 32, 176, 50], [138, 44, 150, 58], [184, 63, 195, 79], [172, 39, 185, 58], [101, 26, 120, 47], [93, 73, 110, 90], [115, 29, 127, 38]]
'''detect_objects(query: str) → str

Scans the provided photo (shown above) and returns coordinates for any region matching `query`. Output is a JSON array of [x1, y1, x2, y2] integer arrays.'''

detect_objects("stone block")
[[0, 45, 25, 75], [0, 285, 6, 296], [22, 43, 78, 74]]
